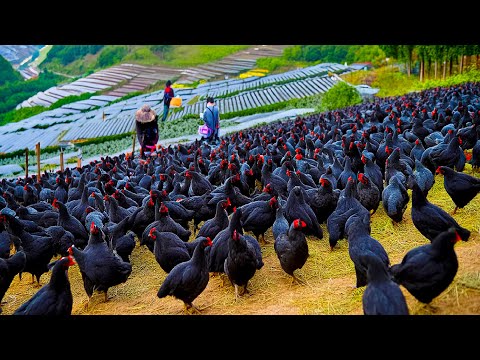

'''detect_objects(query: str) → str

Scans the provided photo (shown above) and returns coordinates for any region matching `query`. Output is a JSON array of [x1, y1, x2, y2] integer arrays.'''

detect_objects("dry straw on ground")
[[2, 164, 480, 315]]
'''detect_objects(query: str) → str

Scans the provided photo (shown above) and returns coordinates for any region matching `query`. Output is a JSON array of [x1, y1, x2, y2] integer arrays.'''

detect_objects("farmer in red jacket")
[[162, 80, 175, 122]]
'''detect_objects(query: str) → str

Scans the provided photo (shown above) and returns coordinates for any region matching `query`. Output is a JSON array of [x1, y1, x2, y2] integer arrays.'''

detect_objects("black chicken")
[[13, 255, 75, 315], [421, 135, 465, 173], [142, 202, 191, 252], [103, 215, 136, 263], [0, 248, 26, 313], [390, 228, 461, 304], [157, 236, 212, 314], [53, 198, 89, 249], [45, 226, 76, 257], [305, 177, 340, 224], [238, 196, 279, 244], [344, 213, 390, 288], [361, 254, 409, 315], [413, 159, 434, 196], [382, 175, 409, 224], [0, 213, 55, 285], [274, 219, 309, 284], [327, 177, 369, 249], [284, 186, 323, 240], [356, 173, 380, 214], [224, 228, 260, 300], [149, 228, 191, 274], [69, 223, 132, 305], [437, 166, 480, 214], [196, 198, 230, 240], [272, 205, 289, 241], [411, 180, 470, 242]]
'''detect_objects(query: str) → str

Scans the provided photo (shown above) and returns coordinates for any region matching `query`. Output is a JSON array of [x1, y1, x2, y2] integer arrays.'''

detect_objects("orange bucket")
[[170, 97, 182, 107]]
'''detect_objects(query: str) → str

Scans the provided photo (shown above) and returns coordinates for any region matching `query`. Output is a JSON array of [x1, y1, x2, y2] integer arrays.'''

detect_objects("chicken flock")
[[1, 83, 480, 315]]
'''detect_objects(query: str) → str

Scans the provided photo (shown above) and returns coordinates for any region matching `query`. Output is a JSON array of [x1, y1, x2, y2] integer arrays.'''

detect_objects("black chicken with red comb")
[[411, 180, 470, 242], [274, 219, 309, 284], [238, 196, 279, 245], [149, 227, 191, 274], [437, 165, 480, 214], [284, 186, 323, 241], [13, 255, 75, 315], [157, 236, 212, 314], [390, 228, 461, 304], [69, 222, 132, 305]]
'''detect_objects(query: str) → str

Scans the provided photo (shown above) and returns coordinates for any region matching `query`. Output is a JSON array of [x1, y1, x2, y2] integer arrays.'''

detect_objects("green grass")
[[256, 57, 314, 73], [0, 106, 46, 126], [33, 119, 74, 129], [49, 91, 100, 110], [123, 47, 164, 66], [42, 45, 251, 75], [343, 66, 480, 98], [44, 54, 100, 77], [163, 45, 249, 67]]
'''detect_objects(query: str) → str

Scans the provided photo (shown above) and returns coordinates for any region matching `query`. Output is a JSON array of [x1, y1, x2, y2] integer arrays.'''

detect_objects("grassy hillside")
[[341, 66, 480, 97], [0, 55, 23, 85], [40, 45, 250, 76]]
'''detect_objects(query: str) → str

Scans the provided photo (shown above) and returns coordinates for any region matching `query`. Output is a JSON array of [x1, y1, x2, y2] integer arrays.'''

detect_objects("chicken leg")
[[184, 302, 201, 315], [291, 273, 306, 285], [31, 275, 41, 288], [257, 233, 270, 245], [234, 284, 240, 301], [84, 297, 92, 311]]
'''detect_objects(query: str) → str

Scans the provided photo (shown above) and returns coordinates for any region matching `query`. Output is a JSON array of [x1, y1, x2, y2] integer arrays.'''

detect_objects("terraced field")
[[0, 62, 350, 154]]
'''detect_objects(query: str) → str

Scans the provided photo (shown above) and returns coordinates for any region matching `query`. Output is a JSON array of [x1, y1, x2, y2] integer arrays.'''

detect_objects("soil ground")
[[2, 165, 479, 316]]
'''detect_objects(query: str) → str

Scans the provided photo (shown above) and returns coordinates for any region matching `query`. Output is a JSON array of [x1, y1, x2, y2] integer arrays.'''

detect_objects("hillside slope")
[[40, 45, 252, 76], [0, 55, 23, 85]]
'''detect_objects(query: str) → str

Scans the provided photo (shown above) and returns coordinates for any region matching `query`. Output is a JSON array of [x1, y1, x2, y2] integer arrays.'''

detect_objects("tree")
[[379, 45, 399, 60], [416, 45, 429, 82], [399, 45, 415, 77], [352, 45, 386, 67]]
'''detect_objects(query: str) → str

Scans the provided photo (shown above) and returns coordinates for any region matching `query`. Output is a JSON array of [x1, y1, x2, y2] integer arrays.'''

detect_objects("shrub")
[[320, 81, 362, 111]]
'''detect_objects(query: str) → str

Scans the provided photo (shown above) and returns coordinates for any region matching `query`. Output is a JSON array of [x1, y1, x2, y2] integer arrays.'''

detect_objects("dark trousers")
[[162, 104, 170, 122]]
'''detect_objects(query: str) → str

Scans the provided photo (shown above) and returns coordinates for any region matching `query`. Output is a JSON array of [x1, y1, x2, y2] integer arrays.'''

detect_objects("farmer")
[[201, 96, 220, 145], [135, 104, 159, 158], [162, 80, 175, 122]]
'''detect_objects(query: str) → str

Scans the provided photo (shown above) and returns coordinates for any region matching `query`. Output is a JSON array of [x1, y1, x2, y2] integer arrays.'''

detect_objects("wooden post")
[[25, 148, 29, 178], [35, 142, 41, 183], [77, 147, 82, 168], [132, 133, 136, 158], [60, 149, 64, 172]]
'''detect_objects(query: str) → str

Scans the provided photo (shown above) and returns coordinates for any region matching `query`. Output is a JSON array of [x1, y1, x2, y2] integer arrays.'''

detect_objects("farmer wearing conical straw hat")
[[135, 104, 159, 158]]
